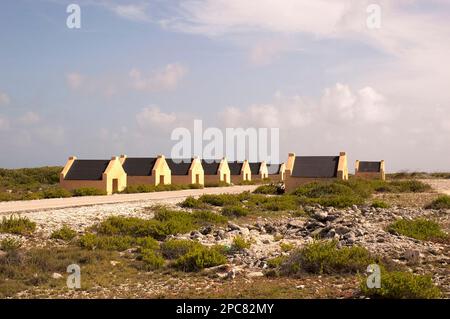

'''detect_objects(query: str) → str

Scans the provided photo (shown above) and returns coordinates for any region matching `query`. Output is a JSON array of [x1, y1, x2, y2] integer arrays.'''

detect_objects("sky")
[[0, 0, 449, 172]]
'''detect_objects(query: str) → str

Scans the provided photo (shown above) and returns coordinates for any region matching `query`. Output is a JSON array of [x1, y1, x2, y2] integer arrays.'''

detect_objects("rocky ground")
[[1, 181, 449, 298]]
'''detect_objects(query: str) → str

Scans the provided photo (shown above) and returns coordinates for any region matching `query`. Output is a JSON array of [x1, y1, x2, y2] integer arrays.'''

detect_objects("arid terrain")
[[0, 179, 449, 299]]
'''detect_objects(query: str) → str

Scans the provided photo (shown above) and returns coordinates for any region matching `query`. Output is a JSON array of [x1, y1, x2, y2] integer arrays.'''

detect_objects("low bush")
[[221, 205, 249, 217], [371, 200, 390, 209], [360, 270, 441, 299], [280, 242, 295, 252], [136, 237, 159, 250], [231, 236, 252, 251], [426, 195, 450, 210], [79, 233, 136, 251], [253, 184, 279, 195], [199, 194, 241, 207], [179, 196, 206, 209], [387, 218, 447, 241], [204, 181, 230, 188], [95, 216, 159, 238], [260, 196, 299, 211], [72, 188, 106, 196], [140, 249, 165, 270], [175, 245, 227, 272], [0, 216, 36, 235], [95, 210, 226, 241], [0, 238, 22, 252], [281, 240, 373, 275], [50, 225, 77, 241], [374, 180, 431, 193], [42, 187, 72, 199], [160, 239, 202, 259], [267, 256, 286, 269], [292, 182, 366, 208]]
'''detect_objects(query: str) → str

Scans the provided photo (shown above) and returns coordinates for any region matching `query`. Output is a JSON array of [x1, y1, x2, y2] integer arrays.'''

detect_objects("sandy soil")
[[421, 179, 450, 195]]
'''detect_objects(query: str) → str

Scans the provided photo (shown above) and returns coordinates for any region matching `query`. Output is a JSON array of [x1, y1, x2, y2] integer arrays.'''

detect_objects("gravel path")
[[0, 185, 257, 215]]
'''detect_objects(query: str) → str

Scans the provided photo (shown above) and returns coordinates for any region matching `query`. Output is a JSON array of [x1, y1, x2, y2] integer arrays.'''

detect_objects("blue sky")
[[0, 0, 450, 171]]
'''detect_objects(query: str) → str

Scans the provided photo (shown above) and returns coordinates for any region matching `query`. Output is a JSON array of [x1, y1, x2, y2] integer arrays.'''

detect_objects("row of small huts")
[[60, 153, 385, 194]]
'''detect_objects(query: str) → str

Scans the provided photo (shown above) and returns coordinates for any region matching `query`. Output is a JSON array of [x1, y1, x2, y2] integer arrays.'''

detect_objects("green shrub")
[[180, 196, 206, 209], [253, 184, 279, 195], [140, 249, 165, 270], [292, 182, 366, 208], [175, 245, 227, 272], [78, 233, 136, 251], [199, 194, 241, 207], [426, 195, 450, 209], [231, 236, 252, 251], [221, 205, 249, 217], [387, 218, 447, 241], [188, 183, 204, 189], [42, 187, 72, 199], [50, 225, 77, 241], [260, 196, 299, 211], [375, 180, 431, 193], [204, 181, 230, 188], [360, 270, 441, 299], [0, 215, 36, 235], [281, 240, 373, 275], [267, 256, 286, 268], [72, 188, 106, 197], [94, 210, 226, 241], [122, 184, 156, 193], [95, 216, 159, 238], [135, 237, 159, 250], [371, 200, 390, 209], [280, 242, 295, 252], [0, 238, 22, 252], [161, 239, 202, 259]]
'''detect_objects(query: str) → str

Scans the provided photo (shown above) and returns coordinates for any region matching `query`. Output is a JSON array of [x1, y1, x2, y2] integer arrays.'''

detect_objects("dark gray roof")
[[358, 161, 381, 173], [292, 156, 339, 178], [201, 159, 220, 175], [249, 162, 262, 175], [166, 158, 193, 175], [228, 162, 244, 175], [65, 159, 110, 180], [267, 164, 281, 175], [122, 157, 157, 176]]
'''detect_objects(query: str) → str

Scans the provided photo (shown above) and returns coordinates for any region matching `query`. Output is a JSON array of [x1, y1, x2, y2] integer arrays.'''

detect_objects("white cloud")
[[111, 4, 149, 21], [221, 83, 390, 130], [168, 0, 352, 36], [19, 111, 41, 125], [66, 72, 84, 90], [129, 63, 188, 91], [136, 106, 177, 130], [0, 92, 10, 105]]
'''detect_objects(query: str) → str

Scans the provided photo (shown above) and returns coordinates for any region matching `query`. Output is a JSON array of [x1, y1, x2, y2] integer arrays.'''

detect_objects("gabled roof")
[[292, 156, 339, 178], [249, 162, 262, 175], [166, 158, 192, 175], [122, 157, 157, 176], [267, 164, 281, 175], [65, 159, 110, 180], [359, 161, 381, 173], [228, 162, 244, 175], [201, 159, 220, 175]]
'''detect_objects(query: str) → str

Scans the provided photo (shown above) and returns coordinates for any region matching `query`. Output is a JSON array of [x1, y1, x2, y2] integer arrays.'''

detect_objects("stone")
[[313, 211, 328, 222], [246, 271, 264, 278], [228, 222, 241, 231], [52, 273, 63, 279], [310, 227, 325, 238], [335, 226, 351, 235], [288, 219, 304, 228]]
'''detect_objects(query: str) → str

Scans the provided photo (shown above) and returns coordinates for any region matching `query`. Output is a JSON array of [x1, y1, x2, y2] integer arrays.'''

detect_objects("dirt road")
[[0, 185, 258, 215]]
